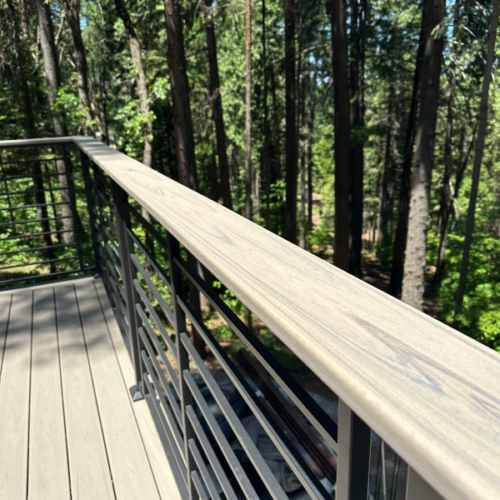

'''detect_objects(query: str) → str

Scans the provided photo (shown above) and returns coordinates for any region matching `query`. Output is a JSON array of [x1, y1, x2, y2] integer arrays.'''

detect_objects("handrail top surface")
[[0, 137, 74, 148], [4, 136, 500, 500]]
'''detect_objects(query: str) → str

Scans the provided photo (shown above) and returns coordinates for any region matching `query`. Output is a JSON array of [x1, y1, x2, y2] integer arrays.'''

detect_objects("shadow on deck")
[[0, 276, 181, 500]]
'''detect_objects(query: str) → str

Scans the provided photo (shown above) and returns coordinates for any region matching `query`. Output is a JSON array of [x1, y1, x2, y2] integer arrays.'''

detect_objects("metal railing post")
[[167, 233, 195, 499], [80, 151, 101, 274], [336, 398, 372, 500], [111, 180, 144, 401]]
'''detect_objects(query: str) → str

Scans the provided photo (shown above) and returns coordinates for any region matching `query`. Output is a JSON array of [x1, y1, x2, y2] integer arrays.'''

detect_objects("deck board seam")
[[91, 279, 163, 499], [0, 293, 13, 379], [53, 286, 74, 500], [73, 283, 118, 500], [25, 291, 34, 500]]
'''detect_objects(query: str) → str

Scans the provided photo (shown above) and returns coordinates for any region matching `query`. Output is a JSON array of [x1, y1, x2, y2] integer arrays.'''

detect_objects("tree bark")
[[163, 0, 197, 190], [307, 71, 316, 244], [401, 0, 445, 310], [114, 0, 153, 167], [454, 0, 499, 321], [262, 0, 272, 229], [7, 0, 55, 264], [244, 0, 252, 219], [204, 0, 233, 210], [64, 0, 108, 142], [330, 0, 350, 271], [35, 0, 74, 244], [389, 11, 426, 297], [284, 0, 298, 243], [348, 0, 366, 277], [163, 0, 205, 358], [434, 0, 461, 285]]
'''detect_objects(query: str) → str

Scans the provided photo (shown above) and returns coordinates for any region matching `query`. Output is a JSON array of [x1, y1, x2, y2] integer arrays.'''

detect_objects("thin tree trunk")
[[389, 12, 426, 297], [401, 0, 445, 310], [244, 0, 252, 220], [307, 71, 316, 244], [65, 0, 108, 142], [285, 0, 298, 243], [454, 0, 499, 321], [434, 0, 461, 285], [204, 0, 233, 210], [114, 0, 156, 273], [163, 0, 205, 358], [35, 0, 74, 244], [348, 0, 366, 277], [262, 0, 272, 229], [330, 0, 350, 271], [270, 66, 283, 233]]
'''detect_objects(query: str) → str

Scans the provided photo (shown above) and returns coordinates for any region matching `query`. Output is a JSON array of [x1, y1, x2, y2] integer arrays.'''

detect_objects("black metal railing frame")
[[0, 142, 93, 288]]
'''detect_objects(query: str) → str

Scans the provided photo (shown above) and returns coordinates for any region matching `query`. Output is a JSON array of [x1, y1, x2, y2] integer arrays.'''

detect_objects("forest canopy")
[[1, 0, 500, 352]]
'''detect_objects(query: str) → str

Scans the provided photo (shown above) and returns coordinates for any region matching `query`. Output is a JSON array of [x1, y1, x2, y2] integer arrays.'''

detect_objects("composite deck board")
[[0, 292, 12, 374], [28, 288, 70, 500], [0, 278, 179, 500], [74, 279, 161, 500], [94, 277, 182, 500], [0, 290, 33, 500], [55, 283, 116, 500]]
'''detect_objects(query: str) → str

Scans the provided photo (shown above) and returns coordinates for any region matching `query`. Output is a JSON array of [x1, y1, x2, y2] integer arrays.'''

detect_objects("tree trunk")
[[7, 0, 55, 264], [434, 0, 461, 285], [65, 0, 108, 142], [401, 0, 445, 310], [307, 71, 316, 244], [244, 0, 252, 219], [388, 11, 426, 297], [204, 0, 233, 210], [114, 0, 153, 167], [163, 0, 205, 358], [330, 0, 350, 271], [35, 0, 74, 244], [377, 82, 397, 250], [262, 0, 272, 229], [454, 0, 499, 321], [348, 0, 366, 277], [284, 0, 298, 243]]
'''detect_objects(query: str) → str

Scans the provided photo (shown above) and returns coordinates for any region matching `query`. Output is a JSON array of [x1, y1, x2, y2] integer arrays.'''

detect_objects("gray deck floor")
[[0, 276, 181, 500]]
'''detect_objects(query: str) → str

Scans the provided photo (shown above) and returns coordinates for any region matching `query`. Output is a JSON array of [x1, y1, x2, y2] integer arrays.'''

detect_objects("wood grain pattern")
[[74, 279, 161, 500], [29, 288, 71, 500], [0, 290, 32, 500], [74, 136, 500, 500], [94, 277, 182, 500], [55, 284, 115, 500]]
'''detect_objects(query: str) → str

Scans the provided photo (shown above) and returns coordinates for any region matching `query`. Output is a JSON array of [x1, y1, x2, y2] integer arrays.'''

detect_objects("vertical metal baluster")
[[406, 467, 443, 500], [80, 151, 101, 274], [112, 180, 144, 401], [62, 144, 84, 272], [337, 398, 372, 500], [167, 233, 195, 500]]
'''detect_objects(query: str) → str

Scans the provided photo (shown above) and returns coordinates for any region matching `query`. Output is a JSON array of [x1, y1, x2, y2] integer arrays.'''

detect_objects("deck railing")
[[1, 136, 500, 500]]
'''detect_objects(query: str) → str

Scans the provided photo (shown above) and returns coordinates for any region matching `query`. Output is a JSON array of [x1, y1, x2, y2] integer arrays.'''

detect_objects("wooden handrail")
[[3, 136, 500, 499]]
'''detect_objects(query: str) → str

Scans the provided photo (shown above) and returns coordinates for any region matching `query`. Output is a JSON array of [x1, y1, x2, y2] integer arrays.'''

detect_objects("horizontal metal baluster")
[[188, 439, 222, 500], [337, 398, 371, 500], [178, 297, 331, 500], [134, 282, 177, 357], [191, 470, 209, 500], [186, 406, 238, 500], [183, 370, 259, 499], [130, 253, 175, 326], [127, 228, 173, 293], [142, 373, 188, 483], [181, 334, 288, 500], [136, 308, 180, 395]]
